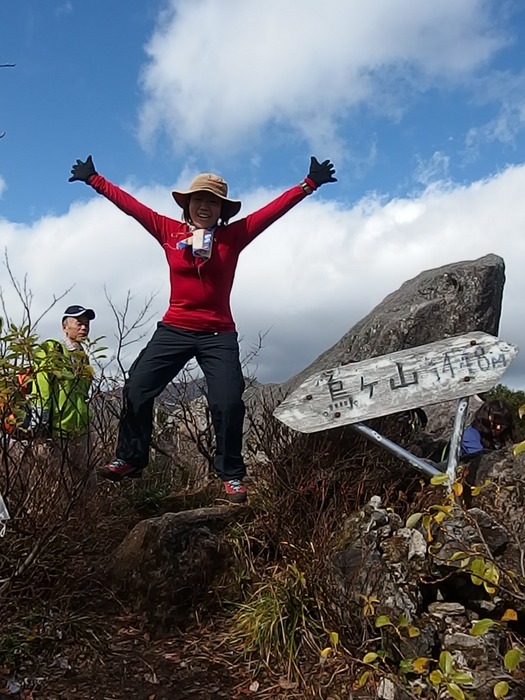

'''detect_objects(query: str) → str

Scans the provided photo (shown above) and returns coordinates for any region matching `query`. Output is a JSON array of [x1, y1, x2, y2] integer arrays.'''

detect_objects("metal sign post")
[[446, 397, 470, 486], [274, 332, 518, 481], [349, 422, 442, 477]]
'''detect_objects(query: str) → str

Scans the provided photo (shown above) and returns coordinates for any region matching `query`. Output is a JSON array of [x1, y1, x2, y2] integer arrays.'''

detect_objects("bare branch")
[[104, 287, 159, 376], [1, 249, 74, 331]]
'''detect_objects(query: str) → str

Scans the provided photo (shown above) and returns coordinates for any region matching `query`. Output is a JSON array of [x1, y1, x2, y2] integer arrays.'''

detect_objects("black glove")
[[68, 155, 97, 183], [308, 156, 337, 187]]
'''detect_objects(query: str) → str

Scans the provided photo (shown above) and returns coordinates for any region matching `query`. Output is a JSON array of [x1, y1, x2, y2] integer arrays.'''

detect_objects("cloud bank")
[[1, 165, 523, 389], [137, 0, 506, 155]]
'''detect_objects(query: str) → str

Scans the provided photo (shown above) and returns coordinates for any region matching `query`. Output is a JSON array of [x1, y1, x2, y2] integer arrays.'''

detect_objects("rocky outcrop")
[[280, 253, 505, 395], [330, 447, 525, 699], [248, 254, 507, 478]]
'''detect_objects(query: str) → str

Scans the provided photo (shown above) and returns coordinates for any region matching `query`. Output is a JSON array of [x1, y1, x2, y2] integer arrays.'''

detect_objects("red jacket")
[[90, 174, 313, 332]]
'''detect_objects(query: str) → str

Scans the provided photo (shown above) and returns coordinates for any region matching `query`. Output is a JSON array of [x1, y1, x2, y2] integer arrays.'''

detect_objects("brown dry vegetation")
[[0, 380, 428, 699], [4, 298, 522, 699]]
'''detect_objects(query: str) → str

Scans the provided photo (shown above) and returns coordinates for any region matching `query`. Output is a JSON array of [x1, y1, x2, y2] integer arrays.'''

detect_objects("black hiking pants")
[[116, 322, 246, 481]]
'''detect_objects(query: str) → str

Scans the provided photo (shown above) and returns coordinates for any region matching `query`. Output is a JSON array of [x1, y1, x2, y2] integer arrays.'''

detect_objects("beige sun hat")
[[172, 173, 242, 219]]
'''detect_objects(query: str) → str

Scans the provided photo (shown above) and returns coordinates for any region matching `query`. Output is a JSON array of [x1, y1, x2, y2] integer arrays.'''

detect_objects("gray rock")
[[377, 677, 396, 699], [465, 448, 525, 611], [108, 506, 244, 626], [251, 254, 505, 462], [443, 631, 486, 656], [330, 501, 429, 638], [280, 254, 504, 395], [249, 255, 515, 693], [467, 507, 509, 555], [428, 601, 466, 618]]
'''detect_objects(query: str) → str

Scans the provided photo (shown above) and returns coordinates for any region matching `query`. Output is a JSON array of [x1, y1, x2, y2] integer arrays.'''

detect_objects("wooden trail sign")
[[274, 332, 518, 434]]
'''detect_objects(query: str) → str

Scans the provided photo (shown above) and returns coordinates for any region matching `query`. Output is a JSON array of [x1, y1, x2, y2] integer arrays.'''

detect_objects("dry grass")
[[0, 387, 429, 697]]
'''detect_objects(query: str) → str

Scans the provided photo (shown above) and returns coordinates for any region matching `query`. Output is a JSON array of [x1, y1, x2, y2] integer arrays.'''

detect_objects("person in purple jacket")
[[461, 399, 515, 456]]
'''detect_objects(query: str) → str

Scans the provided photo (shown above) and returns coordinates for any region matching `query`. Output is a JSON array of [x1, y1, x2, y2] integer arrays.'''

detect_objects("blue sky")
[[1, 0, 525, 390]]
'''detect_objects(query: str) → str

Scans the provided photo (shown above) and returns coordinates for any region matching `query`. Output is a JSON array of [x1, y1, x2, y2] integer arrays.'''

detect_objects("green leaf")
[[439, 650, 454, 675], [357, 670, 370, 687], [446, 682, 465, 700], [470, 556, 485, 574], [503, 648, 522, 672], [493, 680, 509, 698], [470, 557, 486, 586], [451, 671, 473, 684], [406, 512, 423, 528], [398, 613, 409, 627], [399, 658, 413, 675], [471, 619, 495, 636], [450, 550, 470, 562], [429, 669, 443, 685], [375, 615, 392, 628], [431, 505, 454, 515], [362, 652, 378, 664], [431, 473, 449, 486], [513, 441, 525, 457], [329, 631, 339, 647], [408, 626, 420, 638], [485, 563, 500, 585]]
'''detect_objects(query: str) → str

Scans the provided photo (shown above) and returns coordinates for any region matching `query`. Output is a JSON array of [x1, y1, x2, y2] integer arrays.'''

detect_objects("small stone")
[[377, 677, 396, 699], [428, 602, 466, 618], [443, 632, 485, 656], [406, 528, 427, 560]]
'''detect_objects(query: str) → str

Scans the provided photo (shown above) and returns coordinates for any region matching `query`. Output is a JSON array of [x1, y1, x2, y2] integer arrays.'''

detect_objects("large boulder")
[[251, 254, 506, 467], [278, 253, 505, 395], [108, 506, 246, 626]]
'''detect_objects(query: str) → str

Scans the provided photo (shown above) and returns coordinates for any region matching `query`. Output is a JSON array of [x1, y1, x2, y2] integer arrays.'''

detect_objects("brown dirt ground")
[[0, 611, 362, 699], [0, 480, 366, 700]]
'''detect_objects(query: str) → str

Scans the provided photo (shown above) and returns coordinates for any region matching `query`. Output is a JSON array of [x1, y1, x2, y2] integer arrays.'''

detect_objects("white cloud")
[[231, 166, 525, 388], [415, 152, 450, 186], [0, 164, 524, 390], [137, 0, 505, 155], [465, 101, 525, 157], [462, 69, 525, 158], [55, 2, 73, 17]]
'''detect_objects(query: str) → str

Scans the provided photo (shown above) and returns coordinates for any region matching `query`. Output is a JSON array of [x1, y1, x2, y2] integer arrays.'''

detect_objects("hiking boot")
[[99, 459, 142, 482], [223, 478, 247, 503]]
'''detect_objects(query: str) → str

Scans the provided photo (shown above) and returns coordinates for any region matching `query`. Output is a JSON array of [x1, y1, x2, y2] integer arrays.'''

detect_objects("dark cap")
[[62, 305, 96, 321]]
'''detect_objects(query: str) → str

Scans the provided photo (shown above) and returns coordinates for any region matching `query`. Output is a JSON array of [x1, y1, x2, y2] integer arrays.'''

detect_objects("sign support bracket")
[[348, 395, 471, 480], [349, 422, 444, 478]]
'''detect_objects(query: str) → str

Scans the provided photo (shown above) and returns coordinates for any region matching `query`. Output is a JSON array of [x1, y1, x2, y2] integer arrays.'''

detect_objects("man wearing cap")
[[68, 155, 337, 503], [30, 305, 96, 500]]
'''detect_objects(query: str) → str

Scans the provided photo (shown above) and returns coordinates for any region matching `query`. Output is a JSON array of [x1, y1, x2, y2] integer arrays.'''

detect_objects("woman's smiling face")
[[189, 191, 222, 228]]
